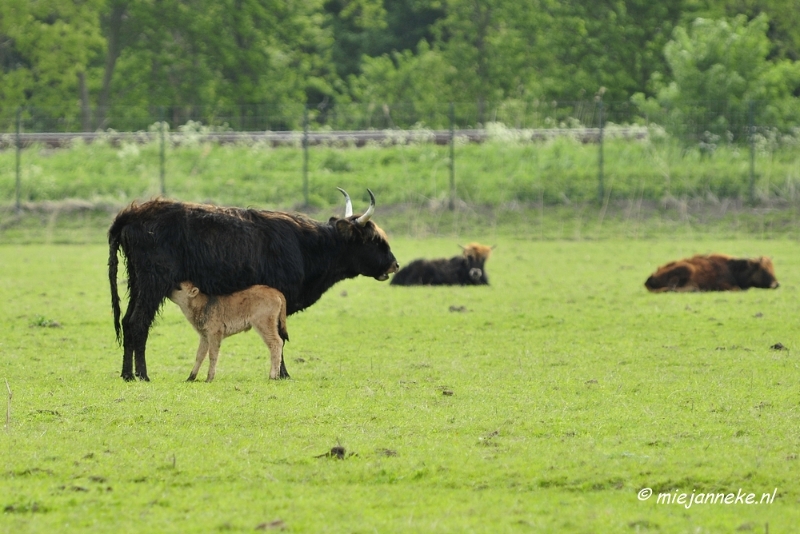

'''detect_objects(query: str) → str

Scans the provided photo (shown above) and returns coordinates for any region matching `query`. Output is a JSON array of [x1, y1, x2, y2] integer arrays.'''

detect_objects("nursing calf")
[[645, 254, 779, 292], [169, 282, 288, 382]]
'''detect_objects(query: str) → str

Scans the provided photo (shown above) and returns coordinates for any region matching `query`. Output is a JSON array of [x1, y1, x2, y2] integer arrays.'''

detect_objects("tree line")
[[1, 0, 799, 135]]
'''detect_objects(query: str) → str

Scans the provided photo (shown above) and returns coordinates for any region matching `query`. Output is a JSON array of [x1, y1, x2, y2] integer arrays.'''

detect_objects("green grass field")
[[1, 233, 798, 532]]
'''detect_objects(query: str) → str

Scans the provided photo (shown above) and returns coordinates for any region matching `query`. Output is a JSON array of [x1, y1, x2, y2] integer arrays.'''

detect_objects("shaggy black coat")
[[108, 198, 398, 381], [391, 257, 488, 286]]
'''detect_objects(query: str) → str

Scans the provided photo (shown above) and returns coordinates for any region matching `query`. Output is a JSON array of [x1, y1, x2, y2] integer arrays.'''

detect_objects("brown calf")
[[645, 254, 779, 292], [169, 282, 288, 381]]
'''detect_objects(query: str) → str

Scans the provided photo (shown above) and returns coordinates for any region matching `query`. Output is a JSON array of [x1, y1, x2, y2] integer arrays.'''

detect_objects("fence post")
[[302, 106, 309, 207], [748, 100, 756, 205], [448, 102, 455, 210], [159, 106, 166, 196], [15, 107, 22, 214], [597, 98, 605, 204]]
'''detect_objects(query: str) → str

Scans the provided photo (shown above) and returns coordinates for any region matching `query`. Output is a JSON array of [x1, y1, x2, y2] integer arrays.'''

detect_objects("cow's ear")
[[188, 287, 200, 297], [334, 218, 355, 238]]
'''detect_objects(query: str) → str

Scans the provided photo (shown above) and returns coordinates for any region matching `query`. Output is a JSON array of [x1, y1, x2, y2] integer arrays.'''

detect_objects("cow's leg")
[[205, 335, 223, 382], [187, 336, 209, 382], [667, 265, 693, 291], [129, 291, 165, 382], [646, 264, 692, 292], [120, 300, 137, 381], [119, 269, 139, 381]]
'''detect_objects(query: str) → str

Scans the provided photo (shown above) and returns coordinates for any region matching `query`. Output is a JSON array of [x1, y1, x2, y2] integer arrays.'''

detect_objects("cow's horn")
[[355, 189, 375, 226], [337, 187, 353, 217]]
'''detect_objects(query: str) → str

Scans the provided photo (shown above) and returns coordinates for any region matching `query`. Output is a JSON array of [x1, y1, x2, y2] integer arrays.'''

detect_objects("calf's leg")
[[205, 335, 223, 382], [187, 336, 210, 381]]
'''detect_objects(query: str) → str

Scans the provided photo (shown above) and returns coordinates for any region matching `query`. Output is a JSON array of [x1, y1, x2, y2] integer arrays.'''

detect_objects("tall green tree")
[[634, 14, 800, 139], [434, 0, 505, 120], [688, 0, 800, 61], [324, 0, 444, 86], [534, 0, 684, 102], [377, 0, 545, 122], [0, 0, 105, 125], [348, 41, 455, 126], [104, 0, 336, 128]]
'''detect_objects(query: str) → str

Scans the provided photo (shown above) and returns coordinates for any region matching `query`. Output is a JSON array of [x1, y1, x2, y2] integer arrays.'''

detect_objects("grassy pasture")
[[1, 236, 799, 533]]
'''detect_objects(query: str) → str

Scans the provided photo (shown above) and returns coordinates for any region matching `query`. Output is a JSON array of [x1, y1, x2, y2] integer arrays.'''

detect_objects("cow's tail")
[[108, 220, 124, 345], [276, 296, 290, 379]]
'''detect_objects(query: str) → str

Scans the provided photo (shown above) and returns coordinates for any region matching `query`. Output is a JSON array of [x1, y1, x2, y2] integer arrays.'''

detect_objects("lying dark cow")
[[390, 243, 494, 286], [645, 254, 779, 292], [108, 189, 398, 381]]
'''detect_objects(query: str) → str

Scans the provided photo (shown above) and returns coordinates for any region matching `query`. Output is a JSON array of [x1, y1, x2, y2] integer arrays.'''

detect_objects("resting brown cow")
[[644, 254, 779, 292], [169, 282, 288, 382]]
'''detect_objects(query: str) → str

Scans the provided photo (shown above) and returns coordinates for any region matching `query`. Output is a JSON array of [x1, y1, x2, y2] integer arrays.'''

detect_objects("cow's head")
[[459, 243, 494, 283], [460, 243, 494, 265], [730, 256, 779, 289], [332, 188, 399, 281]]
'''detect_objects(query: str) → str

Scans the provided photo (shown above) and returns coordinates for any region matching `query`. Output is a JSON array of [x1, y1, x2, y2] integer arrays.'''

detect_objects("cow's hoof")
[[137, 375, 150, 382], [121, 374, 135, 382]]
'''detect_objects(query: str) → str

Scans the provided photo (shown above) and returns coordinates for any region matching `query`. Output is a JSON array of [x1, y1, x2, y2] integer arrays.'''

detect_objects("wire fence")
[[2, 100, 799, 211], [2, 99, 791, 138], [2, 100, 627, 133]]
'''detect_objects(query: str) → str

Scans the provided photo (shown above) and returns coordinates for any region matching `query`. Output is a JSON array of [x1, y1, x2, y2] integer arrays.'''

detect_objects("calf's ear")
[[188, 287, 200, 297]]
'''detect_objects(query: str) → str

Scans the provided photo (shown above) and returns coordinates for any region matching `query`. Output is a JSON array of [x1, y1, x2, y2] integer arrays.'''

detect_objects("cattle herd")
[[107, 190, 780, 382]]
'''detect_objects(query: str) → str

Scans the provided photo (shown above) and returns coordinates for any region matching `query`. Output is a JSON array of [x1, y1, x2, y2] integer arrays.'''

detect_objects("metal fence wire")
[[2, 100, 797, 211]]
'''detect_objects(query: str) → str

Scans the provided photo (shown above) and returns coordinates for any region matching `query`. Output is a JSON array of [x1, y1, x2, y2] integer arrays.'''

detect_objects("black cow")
[[108, 189, 398, 381], [390, 243, 494, 286]]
